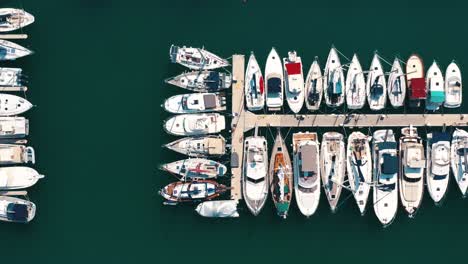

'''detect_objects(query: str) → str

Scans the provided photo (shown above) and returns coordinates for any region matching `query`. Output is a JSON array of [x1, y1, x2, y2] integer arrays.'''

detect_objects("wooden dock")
[[0, 86, 28, 92], [0, 34, 28, 40]]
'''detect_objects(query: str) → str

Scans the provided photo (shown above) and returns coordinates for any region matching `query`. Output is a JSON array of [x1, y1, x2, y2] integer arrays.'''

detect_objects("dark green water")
[[1, 0, 468, 262]]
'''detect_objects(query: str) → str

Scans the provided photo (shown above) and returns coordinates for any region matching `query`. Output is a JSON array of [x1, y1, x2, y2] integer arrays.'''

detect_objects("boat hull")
[[304, 59, 323, 111]]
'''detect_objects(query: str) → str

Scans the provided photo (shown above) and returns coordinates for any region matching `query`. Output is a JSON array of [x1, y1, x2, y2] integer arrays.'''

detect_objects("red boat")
[[406, 54, 426, 107]]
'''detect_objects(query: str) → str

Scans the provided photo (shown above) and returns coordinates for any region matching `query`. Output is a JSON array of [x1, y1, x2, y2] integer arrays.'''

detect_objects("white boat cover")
[[195, 200, 239, 218]]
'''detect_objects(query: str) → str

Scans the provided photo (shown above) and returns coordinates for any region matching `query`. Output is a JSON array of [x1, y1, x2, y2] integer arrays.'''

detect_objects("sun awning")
[[409, 78, 426, 99], [285, 62, 301, 75], [430, 90, 445, 103]]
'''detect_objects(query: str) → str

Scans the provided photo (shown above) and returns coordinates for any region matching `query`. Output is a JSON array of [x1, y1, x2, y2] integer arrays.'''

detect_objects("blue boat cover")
[[377, 141, 397, 150], [7, 203, 28, 222], [382, 154, 398, 174], [432, 132, 450, 143], [267, 77, 281, 93]]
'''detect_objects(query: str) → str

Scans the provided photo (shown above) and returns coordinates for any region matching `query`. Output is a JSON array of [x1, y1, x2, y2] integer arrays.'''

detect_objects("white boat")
[[292, 132, 320, 217], [323, 47, 345, 107], [0, 167, 43, 190], [0, 8, 34, 32], [0, 196, 35, 223], [366, 54, 387, 111], [245, 52, 265, 111], [444, 61, 462, 108], [0, 39, 32, 60], [399, 126, 425, 217], [169, 45, 229, 70], [451, 129, 468, 197], [406, 54, 426, 107], [163, 93, 226, 114], [243, 135, 268, 215], [345, 54, 366, 109], [0, 117, 28, 138], [346, 131, 372, 215], [387, 58, 406, 108], [426, 61, 445, 111], [372, 129, 398, 227], [195, 200, 239, 218], [163, 113, 225, 136], [304, 57, 323, 111], [161, 158, 227, 180], [283, 51, 304, 113], [0, 94, 32, 116], [426, 132, 450, 204], [165, 135, 225, 157], [159, 180, 227, 204], [0, 67, 23, 87], [320, 132, 345, 212], [0, 144, 34, 164], [265, 48, 284, 111], [165, 71, 232, 92]]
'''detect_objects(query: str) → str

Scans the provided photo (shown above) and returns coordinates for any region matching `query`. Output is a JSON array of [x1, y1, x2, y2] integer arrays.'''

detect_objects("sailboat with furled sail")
[[323, 46, 345, 107], [245, 52, 265, 111], [304, 57, 323, 111], [366, 53, 387, 111], [345, 54, 366, 109], [387, 58, 406, 108]]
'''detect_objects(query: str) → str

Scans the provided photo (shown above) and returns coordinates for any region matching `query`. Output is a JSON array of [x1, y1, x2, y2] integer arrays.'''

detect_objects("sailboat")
[[451, 129, 468, 197], [372, 129, 398, 227], [245, 52, 265, 111], [426, 132, 450, 204], [163, 92, 226, 114], [444, 61, 462, 108], [399, 126, 425, 217], [159, 180, 228, 204], [425, 61, 445, 111], [323, 47, 345, 107], [165, 71, 232, 92], [0, 8, 35, 32], [283, 51, 304, 113], [265, 48, 284, 111], [292, 132, 320, 217], [169, 45, 229, 70], [346, 132, 372, 215], [387, 58, 406, 108], [304, 57, 323, 111], [164, 135, 226, 157], [320, 132, 345, 213], [406, 54, 426, 107], [161, 158, 227, 180], [366, 54, 387, 111], [345, 54, 366, 109], [269, 129, 293, 218], [0, 39, 32, 61]]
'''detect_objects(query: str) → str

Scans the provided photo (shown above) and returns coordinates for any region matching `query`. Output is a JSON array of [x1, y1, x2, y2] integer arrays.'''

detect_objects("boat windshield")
[[6, 203, 28, 222], [267, 77, 281, 96]]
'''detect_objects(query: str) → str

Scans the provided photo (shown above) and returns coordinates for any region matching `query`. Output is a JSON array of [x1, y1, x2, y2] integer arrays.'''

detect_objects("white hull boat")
[[245, 52, 265, 111], [345, 54, 366, 109], [406, 54, 426, 107], [163, 93, 226, 114], [165, 135, 225, 157], [387, 58, 406, 108], [161, 158, 227, 180], [293, 132, 320, 217], [283, 51, 304, 113], [426, 61, 445, 111], [195, 200, 239, 218], [320, 132, 345, 212], [0, 167, 43, 190], [169, 45, 229, 70], [0, 144, 34, 164], [0, 196, 35, 223], [323, 47, 345, 107], [164, 113, 225, 136], [451, 129, 468, 197], [159, 180, 227, 204], [165, 71, 232, 92], [265, 48, 284, 111], [0, 94, 32, 116], [0, 8, 34, 32], [0, 67, 23, 87], [426, 132, 450, 204], [444, 61, 462, 108], [243, 135, 268, 215], [0, 39, 32, 60], [0, 117, 28, 138], [304, 57, 323, 111], [366, 54, 387, 111]]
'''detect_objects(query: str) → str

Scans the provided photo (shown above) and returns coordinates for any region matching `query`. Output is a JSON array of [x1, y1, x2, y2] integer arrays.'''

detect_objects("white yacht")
[[169, 45, 229, 70], [0, 117, 28, 138], [426, 132, 450, 204], [366, 54, 387, 111], [243, 135, 268, 215], [346, 131, 372, 215], [304, 57, 323, 111], [0, 196, 35, 223], [444, 61, 462, 108], [387, 58, 406, 108], [163, 93, 226, 114], [323, 47, 345, 107], [165, 135, 225, 157], [293, 132, 320, 217], [0, 39, 32, 60], [0, 94, 32, 116], [283, 51, 304, 113], [195, 200, 239, 218], [426, 61, 445, 111], [372, 129, 398, 227], [0, 67, 23, 87], [399, 126, 425, 217], [320, 132, 345, 213], [161, 158, 227, 180], [345, 54, 366, 109], [0, 144, 34, 164], [165, 71, 231, 92], [265, 48, 284, 111], [0, 167, 43, 190], [245, 52, 265, 111], [163, 113, 225, 136], [451, 129, 468, 197], [0, 8, 34, 32]]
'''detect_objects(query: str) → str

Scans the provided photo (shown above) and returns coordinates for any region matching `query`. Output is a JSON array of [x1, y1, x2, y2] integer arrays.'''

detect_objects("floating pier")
[[0, 34, 28, 40], [0, 86, 28, 92]]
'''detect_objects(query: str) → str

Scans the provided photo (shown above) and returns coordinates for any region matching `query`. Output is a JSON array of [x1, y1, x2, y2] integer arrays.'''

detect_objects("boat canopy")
[[430, 90, 445, 103], [299, 145, 317, 173], [382, 154, 398, 174], [6, 203, 28, 222], [409, 78, 426, 99], [206, 72, 220, 90], [0, 15, 12, 24], [267, 77, 281, 93], [377, 141, 397, 150], [285, 63, 301, 75], [433, 132, 450, 143], [202, 94, 217, 109]]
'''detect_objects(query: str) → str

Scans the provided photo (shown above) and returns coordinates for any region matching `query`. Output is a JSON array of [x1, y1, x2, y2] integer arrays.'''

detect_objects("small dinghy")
[[345, 54, 366, 109], [0, 8, 34, 32], [366, 54, 387, 111], [195, 200, 239, 218], [425, 61, 445, 111], [165, 71, 232, 92], [169, 45, 229, 70], [164, 113, 225, 136], [406, 54, 426, 107], [292, 132, 320, 217], [283, 51, 304, 113], [163, 92, 226, 114], [243, 134, 268, 215], [269, 129, 293, 218], [323, 47, 345, 107], [399, 126, 425, 217], [387, 58, 406, 108], [0, 39, 32, 61], [245, 52, 265, 111], [265, 48, 284, 111], [161, 158, 226, 180], [444, 61, 462, 108], [159, 180, 228, 204], [0, 67, 24, 87], [0, 167, 43, 190], [0, 196, 35, 223], [372, 129, 398, 227], [346, 132, 372, 215], [0, 144, 34, 164], [0, 117, 28, 138], [320, 132, 345, 213], [426, 132, 450, 204], [165, 135, 225, 157], [0, 94, 32, 116], [451, 129, 468, 197], [304, 57, 323, 111]]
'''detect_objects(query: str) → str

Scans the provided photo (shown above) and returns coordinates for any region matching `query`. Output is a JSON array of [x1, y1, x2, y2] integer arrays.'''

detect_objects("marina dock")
[[0, 34, 28, 40]]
